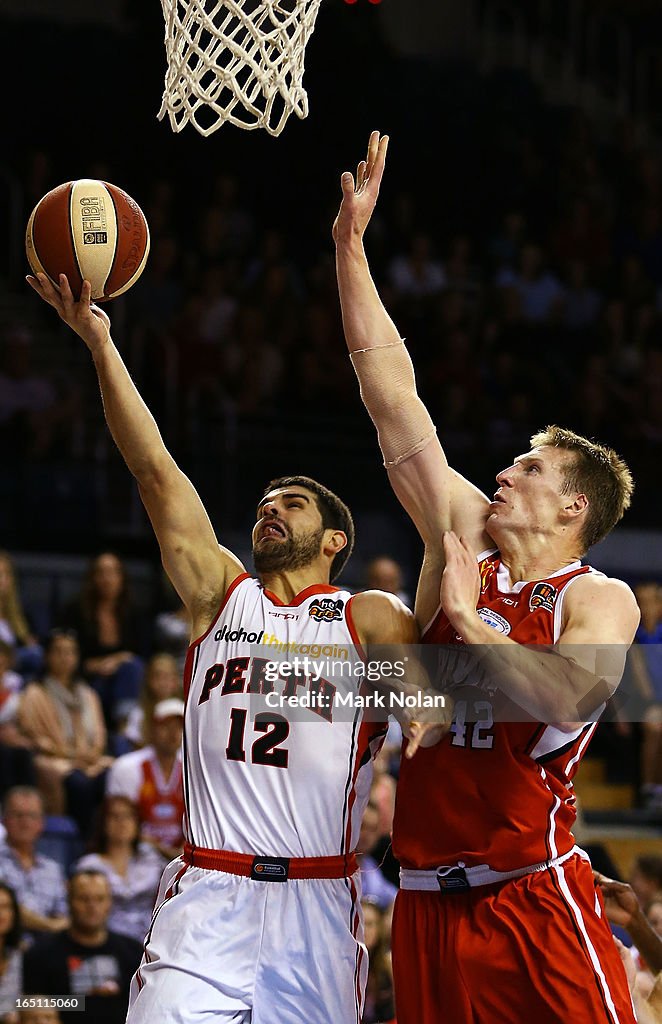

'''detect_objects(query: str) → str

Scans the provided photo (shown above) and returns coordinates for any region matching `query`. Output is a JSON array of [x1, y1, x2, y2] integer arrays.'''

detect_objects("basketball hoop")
[[159, 0, 323, 137]]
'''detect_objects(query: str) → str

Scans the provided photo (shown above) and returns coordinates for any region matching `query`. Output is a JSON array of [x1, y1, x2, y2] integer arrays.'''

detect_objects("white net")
[[159, 0, 324, 137]]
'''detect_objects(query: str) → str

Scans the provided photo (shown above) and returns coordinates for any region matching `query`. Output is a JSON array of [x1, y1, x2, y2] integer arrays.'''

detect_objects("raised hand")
[[333, 130, 389, 245], [26, 272, 111, 355], [440, 531, 481, 632]]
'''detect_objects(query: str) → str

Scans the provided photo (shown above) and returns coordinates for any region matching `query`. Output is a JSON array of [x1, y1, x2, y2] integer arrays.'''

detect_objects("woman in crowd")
[[0, 641, 35, 800], [0, 552, 43, 682], [0, 882, 23, 1024], [122, 652, 182, 750], [58, 552, 145, 730], [361, 898, 396, 1024], [74, 796, 165, 944], [17, 629, 111, 832]]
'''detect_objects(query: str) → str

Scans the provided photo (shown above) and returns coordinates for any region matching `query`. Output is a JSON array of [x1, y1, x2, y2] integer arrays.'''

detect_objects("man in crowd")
[[106, 698, 185, 860], [0, 787, 68, 938], [22, 869, 142, 1024]]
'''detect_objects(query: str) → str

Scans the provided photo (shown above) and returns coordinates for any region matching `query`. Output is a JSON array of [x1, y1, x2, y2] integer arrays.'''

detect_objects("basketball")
[[25, 179, 150, 302]]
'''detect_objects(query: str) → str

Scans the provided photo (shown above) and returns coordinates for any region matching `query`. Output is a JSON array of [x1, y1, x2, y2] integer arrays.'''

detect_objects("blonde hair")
[[530, 426, 634, 551], [0, 552, 31, 645]]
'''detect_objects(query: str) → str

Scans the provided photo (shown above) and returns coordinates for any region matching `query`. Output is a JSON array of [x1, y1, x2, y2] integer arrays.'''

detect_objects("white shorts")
[[127, 856, 367, 1024]]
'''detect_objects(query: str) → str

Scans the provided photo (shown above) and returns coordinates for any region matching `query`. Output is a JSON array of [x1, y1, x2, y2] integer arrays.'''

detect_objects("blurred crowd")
[[3, 80, 662, 540]]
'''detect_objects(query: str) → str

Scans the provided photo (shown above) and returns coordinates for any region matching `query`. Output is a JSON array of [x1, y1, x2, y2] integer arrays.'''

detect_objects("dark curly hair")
[[262, 476, 355, 581]]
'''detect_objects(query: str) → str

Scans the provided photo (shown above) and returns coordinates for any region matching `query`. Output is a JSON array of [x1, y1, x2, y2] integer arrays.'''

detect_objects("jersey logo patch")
[[477, 607, 511, 635], [250, 857, 289, 881], [479, 559, 496, 593], [308, 597, 344, 622], [529, 582, 557, 613]]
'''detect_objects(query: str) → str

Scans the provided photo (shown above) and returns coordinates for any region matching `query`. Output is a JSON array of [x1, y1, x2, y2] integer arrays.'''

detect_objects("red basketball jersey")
[[393, 552, 600, 871]]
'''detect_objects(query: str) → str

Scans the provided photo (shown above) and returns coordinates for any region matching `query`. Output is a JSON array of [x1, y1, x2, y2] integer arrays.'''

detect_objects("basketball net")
[[159, 0, 323, 137]]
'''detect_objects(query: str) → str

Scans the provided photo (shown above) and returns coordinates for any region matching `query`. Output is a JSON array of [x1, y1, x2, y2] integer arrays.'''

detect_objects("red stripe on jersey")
[[343, 719, 386, 856], [183, 573, 251, 699], [261, 582, 342, 606], [182, 644, 196, 703], [188, 572, 252, 650]]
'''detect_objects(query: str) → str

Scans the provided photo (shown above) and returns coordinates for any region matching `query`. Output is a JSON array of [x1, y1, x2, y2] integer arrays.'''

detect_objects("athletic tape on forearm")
[[349, 342, 436, 467]]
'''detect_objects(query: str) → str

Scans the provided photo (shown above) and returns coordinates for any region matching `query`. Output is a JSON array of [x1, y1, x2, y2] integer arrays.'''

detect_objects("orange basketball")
[[26, 179, 150, 302]]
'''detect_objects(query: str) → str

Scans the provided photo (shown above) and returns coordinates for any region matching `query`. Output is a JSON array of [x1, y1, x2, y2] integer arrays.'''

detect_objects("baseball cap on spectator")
[[153, 698, 185, 721]]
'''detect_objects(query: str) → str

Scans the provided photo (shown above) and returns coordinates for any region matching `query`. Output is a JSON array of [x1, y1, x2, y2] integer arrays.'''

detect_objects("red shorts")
[[392, 853, 636, 1024]]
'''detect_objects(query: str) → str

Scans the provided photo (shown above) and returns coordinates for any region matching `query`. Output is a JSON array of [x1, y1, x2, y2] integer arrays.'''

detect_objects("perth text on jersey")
[[196, 652, 445, 723]]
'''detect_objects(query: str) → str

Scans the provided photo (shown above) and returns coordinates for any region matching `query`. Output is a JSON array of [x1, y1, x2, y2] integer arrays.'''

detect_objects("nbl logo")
[[308, 598, 344, 622], [529, 582, 557, 613]]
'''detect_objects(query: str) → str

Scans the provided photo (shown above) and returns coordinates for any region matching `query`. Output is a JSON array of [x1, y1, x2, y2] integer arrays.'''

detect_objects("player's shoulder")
[[568, 568, 636, 602], [564, 569, 639, 625], [350, 589, 418, 644]]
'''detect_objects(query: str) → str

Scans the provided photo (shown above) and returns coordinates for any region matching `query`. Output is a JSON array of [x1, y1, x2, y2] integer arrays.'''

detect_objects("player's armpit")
[[387, 439, 493, 551], [137, 460, 244, 622]]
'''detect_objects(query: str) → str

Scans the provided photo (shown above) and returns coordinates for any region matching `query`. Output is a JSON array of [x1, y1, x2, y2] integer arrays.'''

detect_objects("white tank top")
[[182, 574, 385, 857]]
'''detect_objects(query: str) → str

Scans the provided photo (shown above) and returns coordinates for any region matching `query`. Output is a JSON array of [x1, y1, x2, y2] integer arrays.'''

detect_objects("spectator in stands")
[[388, 233, 446, 298], [0, 641, 34, 799], [19, 1008, 61, 1024], [0, 788, 68, 938], [630, 856, 662, 909], [152, 576, 189, 676], [17, 631, 110, 832], [356, 802, 397, 910], [495, 242, 565, 323], [22, 869, 142, 1024], [628, 583, 662, 807], [58, 553, 145, 730], [0, 553, 42, 682], [106, 699, 184, 860], [596, 872, 662, 983], [0, 328, 57, 463], [0, 883, 23, 1023], [74, 797, 165, 944], [0, 642, 21, 698], [365, 556, 410, 609], [122, 654, 182, 750], [615, 938, 662, 1024], [561, 259, 603, 332], [361, 898, 396, 1024], [647, 896, 662, 938]]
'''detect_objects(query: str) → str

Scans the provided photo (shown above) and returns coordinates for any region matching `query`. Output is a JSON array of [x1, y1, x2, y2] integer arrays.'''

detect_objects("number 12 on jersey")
[[226, 709, 290, 767], [450, 700, 495, 749]]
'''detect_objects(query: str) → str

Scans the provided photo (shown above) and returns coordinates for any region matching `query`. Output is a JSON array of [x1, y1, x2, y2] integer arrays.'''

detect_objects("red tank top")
[[393, 552, 598, 871], [137, 755, 185, 849]]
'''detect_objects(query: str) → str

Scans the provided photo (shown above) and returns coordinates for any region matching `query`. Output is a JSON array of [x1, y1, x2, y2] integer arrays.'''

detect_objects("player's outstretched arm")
[[27, 273, 243, 626], [334, 133, 491, 563]]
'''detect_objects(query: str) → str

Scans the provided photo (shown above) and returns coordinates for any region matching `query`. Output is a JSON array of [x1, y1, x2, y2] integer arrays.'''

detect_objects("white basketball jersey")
[[182, 574, 385, 857]]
